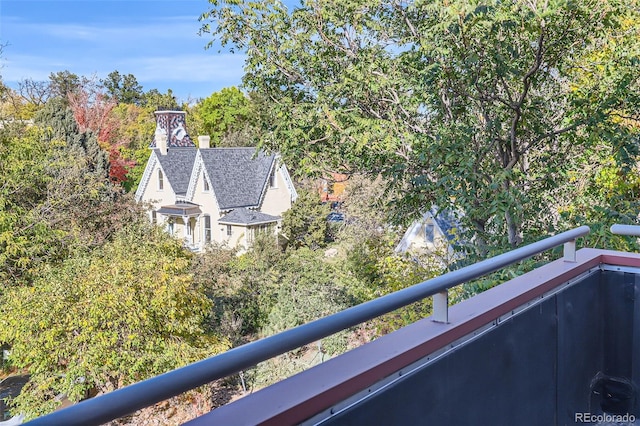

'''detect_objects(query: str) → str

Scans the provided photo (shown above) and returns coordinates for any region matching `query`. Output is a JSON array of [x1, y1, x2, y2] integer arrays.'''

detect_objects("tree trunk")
[[505, 210, 522, 248]]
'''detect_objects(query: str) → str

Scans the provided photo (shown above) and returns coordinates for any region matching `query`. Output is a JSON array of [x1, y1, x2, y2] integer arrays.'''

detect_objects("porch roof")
[[218, 208, 281, 226], [157, 203, 202, 217]]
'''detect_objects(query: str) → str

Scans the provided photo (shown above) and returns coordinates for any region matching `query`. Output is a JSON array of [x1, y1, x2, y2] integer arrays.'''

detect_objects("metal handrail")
[[611, 224, 640, 237], [27, 226, 590, 426]]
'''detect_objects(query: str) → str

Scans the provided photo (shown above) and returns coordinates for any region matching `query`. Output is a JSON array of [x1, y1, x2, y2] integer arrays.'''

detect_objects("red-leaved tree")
[[108, 142, 136, 184], [67, 80, 138, 184], [67, 79, 117, 146]]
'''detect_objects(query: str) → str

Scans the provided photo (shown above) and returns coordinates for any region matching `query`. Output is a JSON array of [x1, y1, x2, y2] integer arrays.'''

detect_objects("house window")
[[226, 225, 232, 237], [158, 169, 164, 190], [167, 219, 174, 236], [269, 168, 276, 188], [425, 222, 435, 243], [203, 215, 211, 243], [203, 171, 209, 191], [186, 219, 192, 236], [151, 210, 157, 224]]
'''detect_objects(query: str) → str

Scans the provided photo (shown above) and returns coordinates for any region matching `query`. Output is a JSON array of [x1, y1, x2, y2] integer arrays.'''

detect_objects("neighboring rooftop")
[[218, 208, 281, 225], [200, 148, 275, 210]]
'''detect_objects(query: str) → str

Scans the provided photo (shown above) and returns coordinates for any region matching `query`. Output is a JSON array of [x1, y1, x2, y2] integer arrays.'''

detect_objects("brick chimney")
[[149, 110, 195, 149]]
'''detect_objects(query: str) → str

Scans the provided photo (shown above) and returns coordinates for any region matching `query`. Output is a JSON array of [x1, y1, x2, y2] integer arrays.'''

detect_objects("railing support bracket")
[[564, 240, 576, 263], [433, 290, 449, 323]]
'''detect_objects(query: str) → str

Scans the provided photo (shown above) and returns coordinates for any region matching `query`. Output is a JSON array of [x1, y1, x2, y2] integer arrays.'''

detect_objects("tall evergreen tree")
[[34, 98, 110, 178]]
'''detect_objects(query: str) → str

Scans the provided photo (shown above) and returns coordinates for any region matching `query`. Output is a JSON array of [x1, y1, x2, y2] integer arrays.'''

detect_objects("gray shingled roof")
[[154, 148, 197, 196], [200, 148, 275, 210], [218, 208, 281, 225]]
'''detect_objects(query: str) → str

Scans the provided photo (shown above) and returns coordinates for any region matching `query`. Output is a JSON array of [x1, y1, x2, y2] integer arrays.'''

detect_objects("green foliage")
[[281, 187, 331, 249], [190, 243, 246, 342], [345, 233, 439, 333], [1, 104, 145, 285], [202, 0, 640, 254], [558, 153, 640, 250], [143, 88, 179, 111], [248, 247, 354, 387], [102, 71, 144, 105], [34, 98, 110, 179], [190, 87, 252, 145], [0, 127, 65, 284], [455, 256, 548, 304], [0, 224, 228, 419], [191, 232, 284, 338], [106, 103, 157, 192], [264, 248, 352, 339], [48, 71, 83, 102]]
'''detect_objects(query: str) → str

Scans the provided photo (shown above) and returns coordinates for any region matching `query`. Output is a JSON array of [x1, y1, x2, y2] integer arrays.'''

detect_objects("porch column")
[[182, 215, 192, 246]]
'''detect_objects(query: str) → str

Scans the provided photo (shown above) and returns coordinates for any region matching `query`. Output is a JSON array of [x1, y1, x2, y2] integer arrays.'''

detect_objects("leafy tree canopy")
[[190, 87, 252, 145], [281, 186, 331, 249], [144, 88, 179, 110], [201, 0, 640, 252], [102, 70, 144, 105], [1, 100, 143, 284], [0, 127, 65, 285], [48, 70, 84, 101], [0, 224, 228, 419]]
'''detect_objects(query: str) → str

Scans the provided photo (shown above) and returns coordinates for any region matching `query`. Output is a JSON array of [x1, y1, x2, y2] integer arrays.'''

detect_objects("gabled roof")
[[199, 148, 275, 210], [395, 208, 462, 253], [154, 148, 197, 196], [218, 208, 281, 225]]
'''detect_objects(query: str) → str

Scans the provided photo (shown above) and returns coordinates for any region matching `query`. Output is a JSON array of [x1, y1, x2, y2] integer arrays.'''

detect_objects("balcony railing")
[[26, 226, 591, 425]]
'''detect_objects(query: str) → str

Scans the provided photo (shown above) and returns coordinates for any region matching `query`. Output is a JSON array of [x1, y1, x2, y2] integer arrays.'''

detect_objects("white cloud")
[[0, 2, 243, 100], [129, 53, 246, 82]]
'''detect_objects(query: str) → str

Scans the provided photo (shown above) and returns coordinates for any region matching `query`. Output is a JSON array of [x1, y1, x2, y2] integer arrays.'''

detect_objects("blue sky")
[[0, 0, 246, 102]]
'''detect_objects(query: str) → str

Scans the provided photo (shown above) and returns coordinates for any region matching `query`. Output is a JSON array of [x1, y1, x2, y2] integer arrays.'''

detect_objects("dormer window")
[[203, 171, 209, 191], [158, 169, 164, 190]]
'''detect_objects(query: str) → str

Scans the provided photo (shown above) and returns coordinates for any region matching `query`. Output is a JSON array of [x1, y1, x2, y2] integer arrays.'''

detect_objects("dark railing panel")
[[317, 271, 612, 425]]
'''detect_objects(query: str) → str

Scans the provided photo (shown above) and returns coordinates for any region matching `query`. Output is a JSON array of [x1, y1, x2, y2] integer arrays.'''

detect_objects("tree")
[[48, 71, 84, 102], [16, 78, 51, 107], [191, 87, 252, 145], [0, 85, 39, 121], [0, 127, 65, 285], [338, 174, 391, 243], [67, 79, 117, 146], [143, 88, 179, 110], [34, 97, 110, 178], [250, 247, 355, 387], [0, 224, 228, 418], [102, 70, 144, 105], [1, 101, 147, 286], [201, 0, 640, 252], [281, 187, 331, 249]]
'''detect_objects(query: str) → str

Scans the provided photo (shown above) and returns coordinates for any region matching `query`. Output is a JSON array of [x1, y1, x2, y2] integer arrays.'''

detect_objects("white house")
[[395, 208, 462, 266], [135, 110, 297, 251]]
